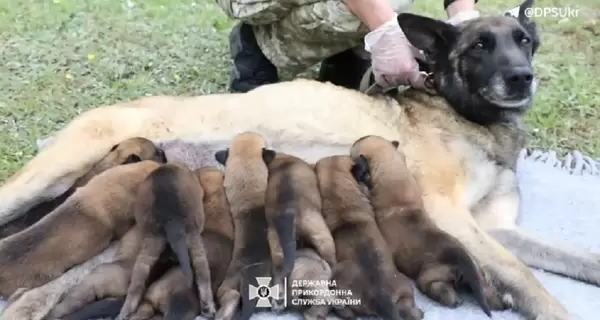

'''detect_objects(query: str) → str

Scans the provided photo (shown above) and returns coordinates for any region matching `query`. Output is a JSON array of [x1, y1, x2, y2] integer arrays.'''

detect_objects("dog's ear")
[[123, 154, 142, 164], [397, 13, 459, 63], [391, 140, 400, 149], [215, 149, 229, 165], [262, 148, 276, 165], [155, 148, 168, 163], [351, 155, 371, 185], [517, 0, 540, 55]]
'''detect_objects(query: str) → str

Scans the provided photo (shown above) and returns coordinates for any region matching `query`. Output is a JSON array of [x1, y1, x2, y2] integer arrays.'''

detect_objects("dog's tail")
[[238, 261, 271, 320], [355, 242, 402, 320], [276, 207, 297, 278], [164, 289, 199, 320], [163, 218, 194, 288], [61, 298, 125, 320], [442, 242, 491, 317]]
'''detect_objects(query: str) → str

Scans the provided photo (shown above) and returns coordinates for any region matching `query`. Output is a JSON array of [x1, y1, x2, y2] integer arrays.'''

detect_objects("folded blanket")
[[1, 143, 599, 320]]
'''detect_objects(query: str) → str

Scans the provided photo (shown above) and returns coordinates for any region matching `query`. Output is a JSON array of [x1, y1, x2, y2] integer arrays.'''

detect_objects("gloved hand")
[[364, 14, 426, 90], [446, 10, 480, 25]]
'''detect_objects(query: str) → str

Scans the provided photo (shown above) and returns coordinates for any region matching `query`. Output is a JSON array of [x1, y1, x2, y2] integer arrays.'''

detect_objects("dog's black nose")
[[504, 67, 533, 88]]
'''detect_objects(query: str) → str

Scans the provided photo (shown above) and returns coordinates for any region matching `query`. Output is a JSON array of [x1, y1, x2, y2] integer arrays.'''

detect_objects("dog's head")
[[399, 0, 540, 125]]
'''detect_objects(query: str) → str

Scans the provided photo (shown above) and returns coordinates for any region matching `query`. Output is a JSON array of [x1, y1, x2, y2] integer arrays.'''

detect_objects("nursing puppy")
[[287, 248, 334, 320], [116, 163, 215, 320], [314, 155, 423, 320], [0, 160, 163, 298], [350, 135, 502, 315], [195, 166, 235, 294], [264, 152, 336, 309], [43, 225, 144, 319], [0, 137, 167, 239], [213, 132, 276, 320], [127, 266, 199, 320]]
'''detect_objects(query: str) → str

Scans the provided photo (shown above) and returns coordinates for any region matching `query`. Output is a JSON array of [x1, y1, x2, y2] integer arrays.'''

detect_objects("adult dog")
[[1, 1, 598, 319]]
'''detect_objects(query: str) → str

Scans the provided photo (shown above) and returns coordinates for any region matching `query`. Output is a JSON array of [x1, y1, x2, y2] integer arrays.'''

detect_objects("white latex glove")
[[364, 14, 426, 90], [446, 10, 480, 25]]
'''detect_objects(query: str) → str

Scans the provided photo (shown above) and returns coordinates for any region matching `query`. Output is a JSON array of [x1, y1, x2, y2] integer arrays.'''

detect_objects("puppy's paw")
[[427, 281, 462, 308], [199, 301, 216, 319]]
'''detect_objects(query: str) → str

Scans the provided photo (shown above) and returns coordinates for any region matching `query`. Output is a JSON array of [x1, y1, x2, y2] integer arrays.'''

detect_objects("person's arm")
[[445, 0, 480, 24], [342, 0, 397, 31]]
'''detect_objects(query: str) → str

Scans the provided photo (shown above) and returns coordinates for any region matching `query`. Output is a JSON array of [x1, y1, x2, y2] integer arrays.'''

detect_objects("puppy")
[[127, 266, 199, 320], [0, 160, 164, 298], [287, 248, 334, 320], [195, 166, 235, 294], [116, 163, 215, 320], [350, 135, 502, 315], [314, 155, 423, 320], [0, 137, 167, 239], [213, 131, 276, 320], [43, 225, 144, 319], [264, 152, 336, 310]]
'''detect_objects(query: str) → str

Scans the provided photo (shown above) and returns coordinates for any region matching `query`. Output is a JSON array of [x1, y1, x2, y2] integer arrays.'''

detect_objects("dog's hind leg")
[[425, 195, 571, 320], [186, 231, 216, 318], [117, 235, 167, 320], [128, 302, 156, 320], [297, 210, 336, 266], [489, 227, 600, 287]]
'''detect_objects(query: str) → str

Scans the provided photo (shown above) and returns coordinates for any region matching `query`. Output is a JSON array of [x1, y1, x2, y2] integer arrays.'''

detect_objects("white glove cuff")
[[364, 13, 400, 53], [446, 10, 480, 25]]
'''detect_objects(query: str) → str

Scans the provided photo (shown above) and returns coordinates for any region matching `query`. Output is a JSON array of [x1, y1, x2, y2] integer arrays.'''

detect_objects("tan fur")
[[0, 160, 161, 299], [264, 152, 336, 309], [128, 266, 199, 320], [43, 225, 144, 319], [213, 132, 275, 320], [314, 155, 423, 320], [117, 163, 215, 320], [0, 137, 166, 239], [288, 248, 334, 320], [195, 166, 235, 293], [350, 135, 507, 314]]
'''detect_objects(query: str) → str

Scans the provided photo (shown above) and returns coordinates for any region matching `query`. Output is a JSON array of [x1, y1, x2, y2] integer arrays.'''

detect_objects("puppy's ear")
[[215, 149, 229, 165], [351, 155, 371, 185], [397, 13, 458, 63], [155, 148, 168, 163], [391, 140, 400, 149], [262, 148, 276, 165], [517, 0, 540, 55], [109, 143, 120, 152], [123, 154, 142, 164]]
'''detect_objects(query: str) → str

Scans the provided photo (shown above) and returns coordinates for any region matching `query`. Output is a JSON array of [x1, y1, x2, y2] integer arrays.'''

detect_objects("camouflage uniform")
[[216, 0, 415, 75]]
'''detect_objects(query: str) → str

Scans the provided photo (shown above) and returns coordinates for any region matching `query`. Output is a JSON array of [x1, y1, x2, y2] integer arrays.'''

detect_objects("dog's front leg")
[[424, 195, 571, 320]]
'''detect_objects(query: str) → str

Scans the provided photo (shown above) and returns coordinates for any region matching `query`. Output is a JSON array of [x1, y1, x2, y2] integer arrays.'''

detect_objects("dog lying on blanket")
[[2, 1, 600, 319]]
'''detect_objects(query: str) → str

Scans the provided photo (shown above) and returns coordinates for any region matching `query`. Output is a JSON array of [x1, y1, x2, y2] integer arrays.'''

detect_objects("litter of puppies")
[[0, 132, 498, 320]]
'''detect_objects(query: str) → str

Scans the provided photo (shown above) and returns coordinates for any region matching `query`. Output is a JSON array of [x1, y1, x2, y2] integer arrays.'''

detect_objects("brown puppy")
[[0, 160, 164, 299], [43, 225, 144, 319], [0, 137, 167, 239], [127, 266, 199, 320], [264, 152, 336, 310], [195, 166, 235, 294], [116, 163, 215, 320], [350, 135, 502, 315], [287, 248, 334, 320], [213, 132, 276, 320], [314, 155, 423, 320]]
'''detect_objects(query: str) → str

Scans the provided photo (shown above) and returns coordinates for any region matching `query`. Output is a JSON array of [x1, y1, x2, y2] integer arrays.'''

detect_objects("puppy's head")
[[104, 137, 168, 166], [195, 166, 225, 193], [214, 132, 276, 167], [349, 135, 401, 188], [398, 0, 540, 124], [314, 155, 369, 198]]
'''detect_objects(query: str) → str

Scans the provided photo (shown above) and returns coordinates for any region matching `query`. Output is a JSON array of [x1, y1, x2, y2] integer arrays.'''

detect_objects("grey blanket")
[[1, 147, 599, 320]]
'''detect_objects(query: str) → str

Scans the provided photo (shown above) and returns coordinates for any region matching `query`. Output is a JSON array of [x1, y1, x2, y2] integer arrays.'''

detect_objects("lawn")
[[0, 0, 598, 182]]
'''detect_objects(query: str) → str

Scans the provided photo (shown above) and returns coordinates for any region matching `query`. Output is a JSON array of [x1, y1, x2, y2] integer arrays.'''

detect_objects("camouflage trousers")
[[215, 0, 415, 75]]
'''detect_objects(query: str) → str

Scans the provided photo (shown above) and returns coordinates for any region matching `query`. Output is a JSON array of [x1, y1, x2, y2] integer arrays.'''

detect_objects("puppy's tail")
[[442, 244, 491, 317], [164, 219, 194, 288], [61, 298, 125, 320], [276, 207, 297, 278], [164, 289, 198, 320], [355, 242, 402, 320], [238, 262, 271, 320]]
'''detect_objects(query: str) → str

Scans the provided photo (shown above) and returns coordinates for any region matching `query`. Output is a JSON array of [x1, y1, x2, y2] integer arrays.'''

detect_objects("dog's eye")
[[520, 37, 531, 45], [471, 41, 485, 50]]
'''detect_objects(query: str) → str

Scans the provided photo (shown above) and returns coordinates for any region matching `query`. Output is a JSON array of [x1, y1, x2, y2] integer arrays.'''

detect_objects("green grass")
[[0, 0, 598, 181]]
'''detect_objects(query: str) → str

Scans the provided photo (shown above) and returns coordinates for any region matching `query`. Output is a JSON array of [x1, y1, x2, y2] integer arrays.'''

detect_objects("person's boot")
[[316, 48, 371, 91], [228, 22, 279, 93]]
